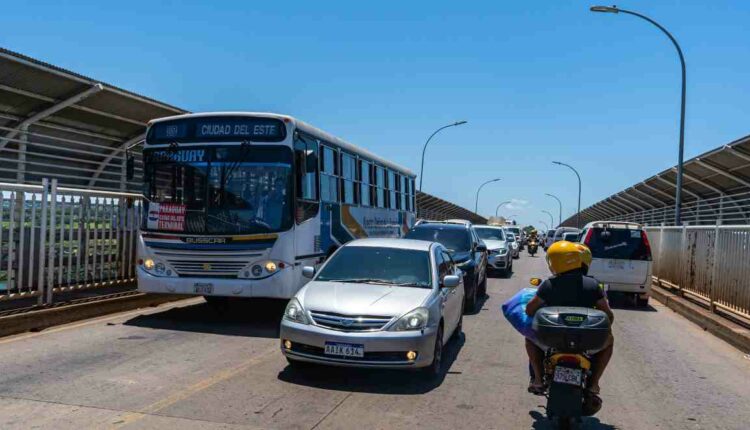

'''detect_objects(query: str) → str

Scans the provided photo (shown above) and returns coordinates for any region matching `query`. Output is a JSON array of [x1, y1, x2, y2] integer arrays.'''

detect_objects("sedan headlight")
[[391, 307, 429, 331], [283, 298, 309, 324]]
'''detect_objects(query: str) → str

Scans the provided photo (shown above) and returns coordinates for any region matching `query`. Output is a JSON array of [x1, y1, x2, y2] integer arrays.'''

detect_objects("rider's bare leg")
[[589, 335, 614, 393], [525, 338, 544, 385]]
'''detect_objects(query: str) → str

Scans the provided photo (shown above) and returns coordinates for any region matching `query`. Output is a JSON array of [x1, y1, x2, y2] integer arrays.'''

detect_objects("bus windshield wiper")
[[221, 140, 252, 190]]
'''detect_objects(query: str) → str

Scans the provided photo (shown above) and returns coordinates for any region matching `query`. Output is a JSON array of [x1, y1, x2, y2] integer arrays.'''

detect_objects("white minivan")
[[579, 221, 653, 307]]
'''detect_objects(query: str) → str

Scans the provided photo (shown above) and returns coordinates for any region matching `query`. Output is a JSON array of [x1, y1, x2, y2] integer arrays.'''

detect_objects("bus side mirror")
[[126, 153, 135, 181]]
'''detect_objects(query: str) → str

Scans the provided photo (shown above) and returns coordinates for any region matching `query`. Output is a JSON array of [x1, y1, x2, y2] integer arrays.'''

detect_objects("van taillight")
[[641, 230, 652, 260], [583, 229, 594, 246]]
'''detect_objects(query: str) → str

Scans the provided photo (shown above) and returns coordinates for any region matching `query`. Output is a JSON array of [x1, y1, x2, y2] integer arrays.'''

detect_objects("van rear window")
[[585, 228, 651, 261]]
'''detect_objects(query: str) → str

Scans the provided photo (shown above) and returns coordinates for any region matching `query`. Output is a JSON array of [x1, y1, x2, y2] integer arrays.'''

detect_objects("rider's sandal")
[[527, 382, 545, 395], [586, 385, 601, 395]]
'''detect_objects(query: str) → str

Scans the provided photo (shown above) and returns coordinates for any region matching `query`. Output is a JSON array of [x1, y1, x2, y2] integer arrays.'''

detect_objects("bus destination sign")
[[150, 117, 286, 143]]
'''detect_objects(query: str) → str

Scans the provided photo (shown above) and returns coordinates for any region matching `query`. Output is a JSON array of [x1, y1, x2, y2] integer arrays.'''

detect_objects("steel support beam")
[[0, 84, 103, 150], [88, 133, 145, 187], [695, 159, 750, 189]]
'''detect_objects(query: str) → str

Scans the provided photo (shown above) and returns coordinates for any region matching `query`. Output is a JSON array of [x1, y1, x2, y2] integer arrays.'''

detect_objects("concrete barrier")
[[651, 283, 750, 354], [0, 293, 190, 338]]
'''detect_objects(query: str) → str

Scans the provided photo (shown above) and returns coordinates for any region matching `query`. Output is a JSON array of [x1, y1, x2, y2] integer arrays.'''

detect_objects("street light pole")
[[590, 5, 686, 226], [538, 220, 549, 231], [552, 161, 582, 228], [495, 200, 511, 217], [545, 193, 563, 227], [418, 120, 468, 192], [475, 178, 502, 214], [542, 210, 555, 229]]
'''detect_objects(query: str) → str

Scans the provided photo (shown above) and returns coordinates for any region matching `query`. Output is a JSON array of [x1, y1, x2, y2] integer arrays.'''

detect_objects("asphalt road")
[[0, 253, 749, 429]]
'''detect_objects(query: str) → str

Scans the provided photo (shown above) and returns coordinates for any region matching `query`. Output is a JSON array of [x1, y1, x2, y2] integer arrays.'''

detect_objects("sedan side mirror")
[[476, 243, 487, 253], [302, 266, 316, 279], [443, 275, 460, 288]]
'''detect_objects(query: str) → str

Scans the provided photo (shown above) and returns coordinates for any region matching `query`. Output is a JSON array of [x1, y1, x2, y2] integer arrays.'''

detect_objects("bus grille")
[[309, 311, 393, 332], [151, 249, 262, 277]]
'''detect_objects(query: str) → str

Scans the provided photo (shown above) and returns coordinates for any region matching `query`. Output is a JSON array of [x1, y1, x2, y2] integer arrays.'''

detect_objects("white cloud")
[[505, 198, 530, 211]]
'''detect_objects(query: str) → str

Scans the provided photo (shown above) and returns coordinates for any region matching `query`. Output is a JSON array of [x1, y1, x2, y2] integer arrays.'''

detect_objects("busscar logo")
[[184, 237, 228, 244]]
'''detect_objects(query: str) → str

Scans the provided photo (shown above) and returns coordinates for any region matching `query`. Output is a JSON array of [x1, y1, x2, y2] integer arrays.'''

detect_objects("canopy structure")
[[1, 47, 485, 223], [562, 134, 750, 227], [0, 47, 186, 192], [417, 192, 487, 224]]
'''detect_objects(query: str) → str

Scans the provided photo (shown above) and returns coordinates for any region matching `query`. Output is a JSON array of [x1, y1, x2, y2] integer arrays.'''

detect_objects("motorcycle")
[[527, 239, 539, 256], [528, 279, 610, 429]]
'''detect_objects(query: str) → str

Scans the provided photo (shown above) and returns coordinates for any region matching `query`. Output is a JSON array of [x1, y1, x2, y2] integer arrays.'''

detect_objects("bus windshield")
[[142, 145, 293, 235]]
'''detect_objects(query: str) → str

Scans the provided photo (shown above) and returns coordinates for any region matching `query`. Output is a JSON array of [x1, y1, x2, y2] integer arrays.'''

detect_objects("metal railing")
[[0, 179, 142, 304], [646, 225, 750, 321]]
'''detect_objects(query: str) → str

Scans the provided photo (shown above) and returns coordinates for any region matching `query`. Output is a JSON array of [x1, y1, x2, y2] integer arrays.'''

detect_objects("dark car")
[[405, 221, 488, 312]]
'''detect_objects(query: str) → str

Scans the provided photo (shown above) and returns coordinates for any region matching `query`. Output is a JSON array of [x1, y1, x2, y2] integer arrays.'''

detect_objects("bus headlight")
[[144, 258, 155, 270], [140, 257, 173, 277], [241, 260, 286, 279]]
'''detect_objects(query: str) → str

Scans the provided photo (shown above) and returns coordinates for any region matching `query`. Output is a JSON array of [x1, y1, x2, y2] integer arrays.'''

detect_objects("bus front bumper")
[[137, 267, 299, 299]]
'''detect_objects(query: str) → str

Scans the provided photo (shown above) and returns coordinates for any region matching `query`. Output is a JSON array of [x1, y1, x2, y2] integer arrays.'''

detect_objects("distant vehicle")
[[562, 231, 580, 242], [579, 221, 653, 307], [506, 233, 520, 259], [543, 230, 556, 250], [552, 227, 580, 245], [405, 221, 487, 311], [504, 226, 524, 250], [136, 112, 416, 305], [280, 238, 464, 375], [474, 225, 513, 276]]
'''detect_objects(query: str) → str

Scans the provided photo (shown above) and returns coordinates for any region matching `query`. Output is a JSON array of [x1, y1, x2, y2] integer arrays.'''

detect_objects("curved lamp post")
[[539, 220, 549, 231], [475, 178, 501, 214], [418, 120, 468, 192], [495, 200, 511, 217], [590, 5, 686, 226], [545, 193, 562, 227], [542, 210, 555, 229], [552, 161, 582, 228]]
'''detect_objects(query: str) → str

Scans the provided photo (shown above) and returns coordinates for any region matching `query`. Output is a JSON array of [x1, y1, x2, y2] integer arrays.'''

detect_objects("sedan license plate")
[[553, 366, 583, 386], [193, 283, 214, 294], [324, 342, 364, 358]]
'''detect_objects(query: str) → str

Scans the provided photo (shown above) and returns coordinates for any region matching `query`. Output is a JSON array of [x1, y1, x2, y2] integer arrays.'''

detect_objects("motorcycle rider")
[[524, 241, 614, 395]]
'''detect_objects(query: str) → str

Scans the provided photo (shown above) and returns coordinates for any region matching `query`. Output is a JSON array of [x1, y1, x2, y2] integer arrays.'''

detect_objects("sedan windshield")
[[404, 227, 471, 252], [316, 247, 432, 288], [475, 227, 505, 241]]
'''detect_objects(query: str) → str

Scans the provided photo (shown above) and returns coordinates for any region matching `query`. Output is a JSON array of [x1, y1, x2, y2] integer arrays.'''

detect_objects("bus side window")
[[293, 133, 320, 223]]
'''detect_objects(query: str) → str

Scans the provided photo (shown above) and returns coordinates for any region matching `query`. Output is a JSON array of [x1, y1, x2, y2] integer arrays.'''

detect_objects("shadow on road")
[[529, 410, 618, 429], [607, 293, 657, 312], [466, 292, 491, 315], [123, 298, 286, 339], [278, 332, 466, 395]]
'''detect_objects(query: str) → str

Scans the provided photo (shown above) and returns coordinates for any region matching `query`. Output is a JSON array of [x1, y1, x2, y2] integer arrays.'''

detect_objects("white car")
[[579, 221, 653, 307], [506, 233, 520, 259], [474, 225, 513, 275]]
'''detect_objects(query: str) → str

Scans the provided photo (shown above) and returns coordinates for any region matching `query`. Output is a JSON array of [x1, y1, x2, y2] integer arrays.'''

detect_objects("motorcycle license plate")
[[553, 366, 583, 385]]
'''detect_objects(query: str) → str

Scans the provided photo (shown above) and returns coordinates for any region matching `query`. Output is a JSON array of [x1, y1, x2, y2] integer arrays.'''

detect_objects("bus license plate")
[[324, 342, 364, 358], [193, 283, 214, 294], [553, 366, 582, 385]]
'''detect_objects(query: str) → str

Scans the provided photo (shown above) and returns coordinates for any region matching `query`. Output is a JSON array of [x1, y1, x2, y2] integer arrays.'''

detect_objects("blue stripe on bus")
[[144, 241, 272, 251]]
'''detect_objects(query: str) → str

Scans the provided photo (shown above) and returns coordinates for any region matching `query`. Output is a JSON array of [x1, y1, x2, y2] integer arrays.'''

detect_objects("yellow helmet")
[[576, 243, 592, 268], [546, 241, 583, 275]]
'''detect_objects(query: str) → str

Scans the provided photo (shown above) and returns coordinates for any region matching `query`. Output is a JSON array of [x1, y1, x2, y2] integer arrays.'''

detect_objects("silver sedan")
[[280, 238, 464, 376]]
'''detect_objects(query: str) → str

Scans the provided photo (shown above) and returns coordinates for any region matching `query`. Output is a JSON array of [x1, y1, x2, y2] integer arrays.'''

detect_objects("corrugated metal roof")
[[562, 134, 750, 227]]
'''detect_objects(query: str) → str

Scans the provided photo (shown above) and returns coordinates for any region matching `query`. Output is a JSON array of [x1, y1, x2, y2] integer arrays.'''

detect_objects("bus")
[[136, 112, 416, 301]]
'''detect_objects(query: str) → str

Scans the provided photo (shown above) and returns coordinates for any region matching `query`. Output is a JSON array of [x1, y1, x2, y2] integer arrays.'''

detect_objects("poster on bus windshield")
[[146, 203, 186, 232]]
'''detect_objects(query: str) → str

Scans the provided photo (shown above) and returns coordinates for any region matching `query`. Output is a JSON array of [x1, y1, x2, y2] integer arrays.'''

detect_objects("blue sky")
[[3, 0, 749, 227]]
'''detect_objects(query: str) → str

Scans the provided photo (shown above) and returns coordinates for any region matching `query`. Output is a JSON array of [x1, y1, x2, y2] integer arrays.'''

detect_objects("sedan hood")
[[299, 281, 432, 317], [483, 239, 507, 250]]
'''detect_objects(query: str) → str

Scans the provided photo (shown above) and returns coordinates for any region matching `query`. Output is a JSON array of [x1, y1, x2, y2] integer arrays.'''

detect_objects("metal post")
[[37, 179, 49, 305], [46, 179, 58, 304], [16, 125, 28, 183], [418, 121, 467, 192], [709, 224, 720, 313], [475, 178, 501, 214]]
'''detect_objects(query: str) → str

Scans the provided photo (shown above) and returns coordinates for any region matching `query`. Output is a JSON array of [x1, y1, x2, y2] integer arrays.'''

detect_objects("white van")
[[579, 221, 653, 307]]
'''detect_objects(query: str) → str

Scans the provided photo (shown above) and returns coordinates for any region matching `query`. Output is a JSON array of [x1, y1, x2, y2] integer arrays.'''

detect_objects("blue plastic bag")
[[501, 287, 538, 340]]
